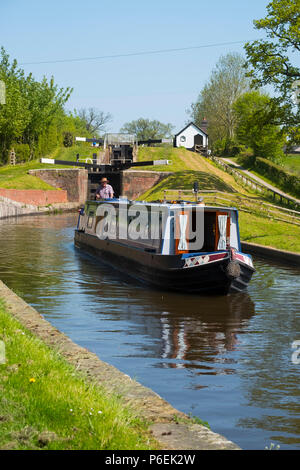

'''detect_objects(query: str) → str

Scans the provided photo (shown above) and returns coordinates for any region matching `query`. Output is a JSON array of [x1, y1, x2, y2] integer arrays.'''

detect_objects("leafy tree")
[[189, 52, 251, 145], [0, 48, 30, 160], [21, 75, 72, 154], [244, 0, 300, 142], [75, 107, 112, 135], [0, 47, 81, 162], [120, 118, 174, 141], [233, 91, 286, 161]]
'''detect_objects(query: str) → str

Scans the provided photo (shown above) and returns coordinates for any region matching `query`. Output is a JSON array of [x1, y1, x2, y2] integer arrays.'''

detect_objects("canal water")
[[0, 213, 299, 450]]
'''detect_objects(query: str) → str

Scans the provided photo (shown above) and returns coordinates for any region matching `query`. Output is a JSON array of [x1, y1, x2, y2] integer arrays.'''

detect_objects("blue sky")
[[1, 0, 271, 133]]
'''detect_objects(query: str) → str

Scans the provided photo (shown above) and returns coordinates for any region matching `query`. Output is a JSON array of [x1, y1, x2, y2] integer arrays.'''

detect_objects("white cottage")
[[174, 121, 208, 151]]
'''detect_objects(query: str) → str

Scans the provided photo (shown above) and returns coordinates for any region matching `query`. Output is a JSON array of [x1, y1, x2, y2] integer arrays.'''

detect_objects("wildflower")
[[70, 409, 73, 413], [97, 411, 102, 414], [29, 378, 36, 383]]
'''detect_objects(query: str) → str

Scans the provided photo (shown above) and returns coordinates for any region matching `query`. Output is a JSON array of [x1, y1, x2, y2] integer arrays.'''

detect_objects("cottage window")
[[180, 135, 186, 142]]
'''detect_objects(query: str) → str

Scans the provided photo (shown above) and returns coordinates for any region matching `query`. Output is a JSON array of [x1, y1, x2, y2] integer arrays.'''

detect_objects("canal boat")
[[75, 199, 255, 295]]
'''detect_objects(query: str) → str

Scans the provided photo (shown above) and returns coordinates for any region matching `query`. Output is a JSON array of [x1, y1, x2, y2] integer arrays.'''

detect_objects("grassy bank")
[[283, 154, 300, 176], [0, 299, 157, 450], [231, 153, 300, 178], [0, 161, 58, 190], [239, 212, 300, 253], [230, 154, 300, 199], [0, 144, 95, 191]]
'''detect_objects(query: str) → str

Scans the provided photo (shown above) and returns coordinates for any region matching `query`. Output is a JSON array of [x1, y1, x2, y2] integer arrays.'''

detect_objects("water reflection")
[[0, 214, 299, 450], [71, 243, 256, 372]]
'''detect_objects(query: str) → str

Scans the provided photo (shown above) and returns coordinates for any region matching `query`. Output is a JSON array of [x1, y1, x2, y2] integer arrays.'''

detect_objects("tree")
[[75, 107, 112, 135], [244, 0, 300, 142], [233, 91, 286, 161], [120, 118, 174, 141], [0, 47, 78, 162], [0, 48, 30, 160], [189, 52, 251, 145]]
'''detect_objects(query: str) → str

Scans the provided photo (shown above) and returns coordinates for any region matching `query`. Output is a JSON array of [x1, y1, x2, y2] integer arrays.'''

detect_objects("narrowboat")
[[74, 199, 255, 295]]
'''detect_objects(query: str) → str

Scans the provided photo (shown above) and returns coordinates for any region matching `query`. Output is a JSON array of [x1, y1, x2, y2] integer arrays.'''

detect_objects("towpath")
[[220, 157, 300, 205]]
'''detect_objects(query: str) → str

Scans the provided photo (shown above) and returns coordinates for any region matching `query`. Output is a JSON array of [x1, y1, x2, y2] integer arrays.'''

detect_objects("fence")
[[207, 155, 300, 210]]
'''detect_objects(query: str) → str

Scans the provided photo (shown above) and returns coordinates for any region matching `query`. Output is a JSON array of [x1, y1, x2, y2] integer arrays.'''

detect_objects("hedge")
[[255, 157, 300, 198]]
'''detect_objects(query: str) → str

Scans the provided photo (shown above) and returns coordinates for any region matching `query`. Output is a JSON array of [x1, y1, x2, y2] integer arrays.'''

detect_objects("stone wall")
[[122, 170, 170, 199], [0, 195, 78, 219], [0, 189, 68, 205], [28, 168, 88, 203]]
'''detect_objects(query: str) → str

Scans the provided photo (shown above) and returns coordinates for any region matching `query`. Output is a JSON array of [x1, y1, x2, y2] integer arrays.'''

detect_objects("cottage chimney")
[[200, 118, 208, 133]]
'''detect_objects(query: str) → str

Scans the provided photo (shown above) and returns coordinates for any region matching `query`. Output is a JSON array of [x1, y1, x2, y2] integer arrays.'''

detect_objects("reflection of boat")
[[156, 293, 256, 367], [75, 199, 255, 295]]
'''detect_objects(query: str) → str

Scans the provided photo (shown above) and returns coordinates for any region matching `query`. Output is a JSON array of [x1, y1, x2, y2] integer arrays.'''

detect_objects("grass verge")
[[232, 154, 300, 199], [238, 212, 300, 252], [282, 154, 300, 176], [0, 299, 157, 450], [0, 144, 95, 190]]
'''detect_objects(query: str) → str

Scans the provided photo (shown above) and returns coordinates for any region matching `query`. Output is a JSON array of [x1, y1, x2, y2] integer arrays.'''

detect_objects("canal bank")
[[0, 213, 299, 449], [241, 242, 300, 266], [0, 195, 79, 219], [0, 279, 239, 450]]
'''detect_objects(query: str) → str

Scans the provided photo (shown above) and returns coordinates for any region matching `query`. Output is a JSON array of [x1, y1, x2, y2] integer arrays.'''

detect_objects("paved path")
[[221, 157, 300, 205]]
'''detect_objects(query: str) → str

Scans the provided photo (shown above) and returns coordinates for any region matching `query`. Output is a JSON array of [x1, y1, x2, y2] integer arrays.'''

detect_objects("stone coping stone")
[[0, 280, 240, 450], [241, 242, 300, 266], [0, 199, 79, 220]]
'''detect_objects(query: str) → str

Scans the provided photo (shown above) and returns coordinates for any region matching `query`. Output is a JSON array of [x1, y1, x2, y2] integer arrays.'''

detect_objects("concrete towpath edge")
[[0, 279, 240, 451], [241, 242, 300, 266]]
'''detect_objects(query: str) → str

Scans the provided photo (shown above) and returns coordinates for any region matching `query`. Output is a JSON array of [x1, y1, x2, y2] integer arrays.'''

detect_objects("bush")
[[13, 143, 31, 163], [212, 138, 243, 157], [255, 157, 300, 198], [63, 132, 73, 147]]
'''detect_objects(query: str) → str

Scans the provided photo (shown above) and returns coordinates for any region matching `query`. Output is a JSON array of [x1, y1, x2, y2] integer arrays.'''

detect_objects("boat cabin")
[[78, 200, 241, 256]]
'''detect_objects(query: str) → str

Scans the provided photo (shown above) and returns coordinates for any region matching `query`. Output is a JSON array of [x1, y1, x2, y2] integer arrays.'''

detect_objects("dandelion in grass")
[[29, 377, 36, 383]]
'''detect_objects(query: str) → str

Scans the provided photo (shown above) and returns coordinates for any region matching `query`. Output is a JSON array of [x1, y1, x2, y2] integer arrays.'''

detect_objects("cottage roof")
[[174, 121, 208, 137]]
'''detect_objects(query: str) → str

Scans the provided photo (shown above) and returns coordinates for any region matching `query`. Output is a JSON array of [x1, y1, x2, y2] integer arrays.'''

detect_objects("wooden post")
[[9, 149, 16, 166]]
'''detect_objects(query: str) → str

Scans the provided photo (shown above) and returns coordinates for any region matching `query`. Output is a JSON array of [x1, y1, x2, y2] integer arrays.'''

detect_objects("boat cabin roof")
[[85, 198, 238, 213]]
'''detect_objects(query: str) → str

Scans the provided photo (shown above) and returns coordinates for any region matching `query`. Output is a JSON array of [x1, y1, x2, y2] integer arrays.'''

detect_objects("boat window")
[[87, 209, 95, 229], [176, 210, 230, 253], [87, 216, 94, 229], [126, 207, 164, 251]]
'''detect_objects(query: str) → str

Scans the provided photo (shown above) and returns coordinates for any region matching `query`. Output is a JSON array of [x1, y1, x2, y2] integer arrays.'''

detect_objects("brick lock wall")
[[0, 189, 68, 205], [28, 169, 88, 203], [122, 171, 169, 199]]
